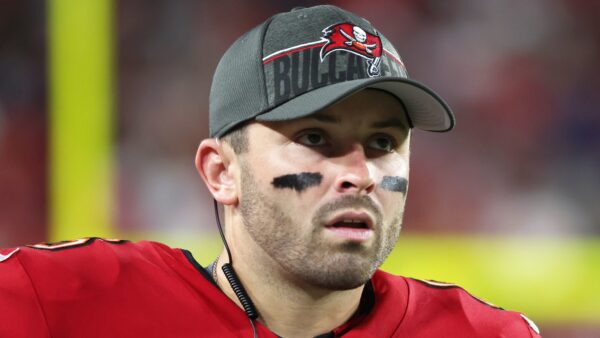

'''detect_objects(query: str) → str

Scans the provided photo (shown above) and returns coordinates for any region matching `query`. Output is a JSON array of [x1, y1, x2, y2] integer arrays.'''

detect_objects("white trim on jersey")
[[0, 248, 19, 263], [520, 314, 541, 334]]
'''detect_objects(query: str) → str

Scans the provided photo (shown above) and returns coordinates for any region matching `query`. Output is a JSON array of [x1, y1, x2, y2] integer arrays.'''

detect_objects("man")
[[0, 5, 540, 337]]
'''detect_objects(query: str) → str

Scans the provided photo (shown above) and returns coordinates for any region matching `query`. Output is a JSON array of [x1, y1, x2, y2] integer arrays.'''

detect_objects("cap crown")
[[209, 5, 408, 137]]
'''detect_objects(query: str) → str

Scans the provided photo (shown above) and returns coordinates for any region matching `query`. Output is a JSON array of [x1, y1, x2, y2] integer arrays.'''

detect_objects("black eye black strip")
[[271, 172, 323, 192], [381, 176, 407, 194]]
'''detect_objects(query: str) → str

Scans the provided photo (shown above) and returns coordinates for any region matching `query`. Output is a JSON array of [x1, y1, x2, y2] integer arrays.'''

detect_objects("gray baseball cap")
[[209, 5, 455, 137]]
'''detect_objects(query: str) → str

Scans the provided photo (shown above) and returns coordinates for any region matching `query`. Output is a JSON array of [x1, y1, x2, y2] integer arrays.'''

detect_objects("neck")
[[214, 222, 366, 337]]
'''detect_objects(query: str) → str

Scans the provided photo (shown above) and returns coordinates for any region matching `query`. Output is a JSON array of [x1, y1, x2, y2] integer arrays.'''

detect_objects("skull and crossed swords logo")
[[320, 23, 383, 77], [341, 26, 377, 55]]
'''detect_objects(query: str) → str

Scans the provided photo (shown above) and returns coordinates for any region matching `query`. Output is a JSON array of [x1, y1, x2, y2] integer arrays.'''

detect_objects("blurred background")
[[1, 0, 599, 337]]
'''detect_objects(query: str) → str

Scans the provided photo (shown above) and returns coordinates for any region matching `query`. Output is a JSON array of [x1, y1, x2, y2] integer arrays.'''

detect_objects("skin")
[[196, 89, 411, 337]]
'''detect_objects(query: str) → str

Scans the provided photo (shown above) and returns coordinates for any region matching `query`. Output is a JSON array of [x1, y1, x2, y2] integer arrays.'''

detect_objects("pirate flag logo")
[[320, 23, 383, 77]]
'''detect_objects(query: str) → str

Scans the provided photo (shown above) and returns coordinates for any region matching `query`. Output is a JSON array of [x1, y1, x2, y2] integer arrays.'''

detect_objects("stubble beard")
[[239, 166, 404, 290]]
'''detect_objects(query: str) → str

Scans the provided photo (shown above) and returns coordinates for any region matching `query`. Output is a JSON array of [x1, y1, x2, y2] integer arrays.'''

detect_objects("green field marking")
[[49, 0, 115, 240]]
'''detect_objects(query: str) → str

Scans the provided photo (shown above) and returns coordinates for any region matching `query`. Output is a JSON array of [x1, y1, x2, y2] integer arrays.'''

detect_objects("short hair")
[[220, 124, 248, 154]]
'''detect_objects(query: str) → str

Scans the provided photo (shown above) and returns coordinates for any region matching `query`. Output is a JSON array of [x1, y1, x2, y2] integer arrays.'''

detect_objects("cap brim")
[[256, 77, 455, 132]]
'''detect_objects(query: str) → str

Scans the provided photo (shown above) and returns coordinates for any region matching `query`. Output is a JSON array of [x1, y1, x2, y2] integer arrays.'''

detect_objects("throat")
[[253, 282, 370, 338]]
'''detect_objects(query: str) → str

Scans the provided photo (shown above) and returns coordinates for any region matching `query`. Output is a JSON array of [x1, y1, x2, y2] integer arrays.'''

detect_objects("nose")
[[334, 144, 375, 194]]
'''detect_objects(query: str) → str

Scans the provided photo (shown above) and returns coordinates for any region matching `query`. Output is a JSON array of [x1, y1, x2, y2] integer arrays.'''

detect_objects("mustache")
[[313, 195, 382, 224]]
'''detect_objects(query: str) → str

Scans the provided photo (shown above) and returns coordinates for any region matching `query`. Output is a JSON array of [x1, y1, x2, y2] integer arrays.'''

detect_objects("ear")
[[195, 138, 238, 205]]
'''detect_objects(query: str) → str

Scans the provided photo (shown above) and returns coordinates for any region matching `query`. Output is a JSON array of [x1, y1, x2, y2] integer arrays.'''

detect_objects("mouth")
[[326, 211, 374, 229], [324, 211, 375, 242], [331, 220, 369, 229]]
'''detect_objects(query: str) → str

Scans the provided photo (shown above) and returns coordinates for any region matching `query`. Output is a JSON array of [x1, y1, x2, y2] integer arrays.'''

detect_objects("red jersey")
[[0, 238, 541, 337]]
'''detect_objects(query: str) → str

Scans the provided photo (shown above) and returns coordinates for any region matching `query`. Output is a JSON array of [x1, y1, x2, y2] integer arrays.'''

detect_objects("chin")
[[299, 253, 380, 291], [315, 269, 374, 291]]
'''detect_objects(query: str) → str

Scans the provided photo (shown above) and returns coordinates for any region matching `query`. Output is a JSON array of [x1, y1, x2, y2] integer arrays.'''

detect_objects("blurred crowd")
[[1, 1, 599, 242], [0, 0, 46, 245]]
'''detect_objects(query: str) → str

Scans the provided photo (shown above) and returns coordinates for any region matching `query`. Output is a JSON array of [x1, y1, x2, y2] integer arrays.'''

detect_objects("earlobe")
[[195, 139, 238, 205]]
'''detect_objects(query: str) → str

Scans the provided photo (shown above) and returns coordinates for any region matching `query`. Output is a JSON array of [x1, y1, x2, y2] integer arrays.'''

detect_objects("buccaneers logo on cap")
[[320, 23, 383, 77]]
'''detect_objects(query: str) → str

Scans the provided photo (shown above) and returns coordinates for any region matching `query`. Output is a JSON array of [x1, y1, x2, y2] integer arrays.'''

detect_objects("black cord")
[[249, 317, 258, 338], [221, 263, 259, 319], [213, 199, 260, 324]]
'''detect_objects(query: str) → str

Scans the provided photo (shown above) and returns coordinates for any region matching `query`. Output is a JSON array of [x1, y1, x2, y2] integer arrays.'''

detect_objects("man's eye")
[[297, 132, 326, 146], [368, 135, 395, 152]]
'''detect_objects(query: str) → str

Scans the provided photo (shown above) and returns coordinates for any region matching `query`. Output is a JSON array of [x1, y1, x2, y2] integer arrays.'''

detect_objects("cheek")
[[371, 156, 409, 210], [258, 146, 328, 185], [255, 144, 314, 171], [371, 154, 409, 183], [244, 150, 328, 214]]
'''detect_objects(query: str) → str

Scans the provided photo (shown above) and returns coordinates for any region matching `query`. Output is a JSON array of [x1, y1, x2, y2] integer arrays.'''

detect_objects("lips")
[[324, 211, 375, 242]]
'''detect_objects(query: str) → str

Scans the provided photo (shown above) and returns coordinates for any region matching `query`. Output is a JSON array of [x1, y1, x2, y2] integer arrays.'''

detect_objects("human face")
[[237, 89, 410, 290]]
